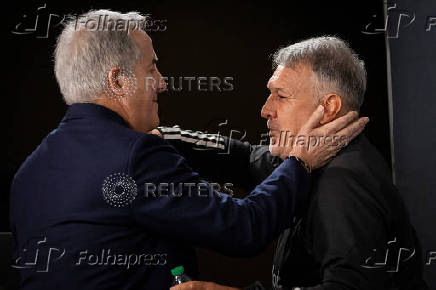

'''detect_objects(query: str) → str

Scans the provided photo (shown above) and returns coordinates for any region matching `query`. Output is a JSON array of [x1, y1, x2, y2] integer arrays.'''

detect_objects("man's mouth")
[[267, 121, 281, 138], [268, 127, 279, 136]]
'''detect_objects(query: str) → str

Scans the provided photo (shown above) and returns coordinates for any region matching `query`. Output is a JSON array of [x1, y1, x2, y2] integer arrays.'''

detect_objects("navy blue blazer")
[[10, 103, 311, 289]]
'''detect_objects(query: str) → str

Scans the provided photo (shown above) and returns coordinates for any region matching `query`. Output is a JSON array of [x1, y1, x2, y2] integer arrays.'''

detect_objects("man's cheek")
[[270, 135, 277, 146]]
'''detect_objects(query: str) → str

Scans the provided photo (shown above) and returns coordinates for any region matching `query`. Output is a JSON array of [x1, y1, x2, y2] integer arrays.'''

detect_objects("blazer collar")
[[62, 103, 130, 127]]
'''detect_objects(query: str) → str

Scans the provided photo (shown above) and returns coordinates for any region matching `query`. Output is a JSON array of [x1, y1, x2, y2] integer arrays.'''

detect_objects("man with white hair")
[[167, 37, 427, 289], [9, 10, 366, 290]]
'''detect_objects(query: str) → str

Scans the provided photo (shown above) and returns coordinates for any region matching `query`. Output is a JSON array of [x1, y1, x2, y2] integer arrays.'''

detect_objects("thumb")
[[147, 129, 163, 137], [301, 105, 324, 131]]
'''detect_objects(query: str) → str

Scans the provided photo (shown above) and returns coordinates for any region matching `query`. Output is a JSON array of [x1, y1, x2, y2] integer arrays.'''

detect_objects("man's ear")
[[319, 94, 342, 124], [107, 67, 125, 97]]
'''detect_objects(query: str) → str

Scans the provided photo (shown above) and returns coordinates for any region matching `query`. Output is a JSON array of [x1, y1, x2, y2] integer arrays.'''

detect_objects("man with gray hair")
[[168, 36, 427, 289], [9, 10, 367, 290]]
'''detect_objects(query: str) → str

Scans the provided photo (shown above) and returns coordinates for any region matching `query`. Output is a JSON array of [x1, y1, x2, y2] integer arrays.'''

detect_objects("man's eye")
[[278, 95, 286, 99]]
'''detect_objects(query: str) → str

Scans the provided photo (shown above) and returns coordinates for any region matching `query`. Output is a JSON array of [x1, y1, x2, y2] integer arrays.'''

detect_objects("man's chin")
[[153, 116, 160, 128]]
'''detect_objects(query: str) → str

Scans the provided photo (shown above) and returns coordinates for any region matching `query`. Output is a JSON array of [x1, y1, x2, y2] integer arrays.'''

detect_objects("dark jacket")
[[9, 104, 311, 290], [271, 135, 427, 290], [160, 126, 427, 290]]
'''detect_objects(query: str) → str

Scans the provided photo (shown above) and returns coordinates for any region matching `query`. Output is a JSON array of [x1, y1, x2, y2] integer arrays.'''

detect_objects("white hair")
[[273, 36, 367, 111], [54, 9, 148, 105]]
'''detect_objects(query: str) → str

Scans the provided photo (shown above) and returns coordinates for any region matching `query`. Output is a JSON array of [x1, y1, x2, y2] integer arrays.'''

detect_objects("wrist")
[[288, 155, 312, 173]]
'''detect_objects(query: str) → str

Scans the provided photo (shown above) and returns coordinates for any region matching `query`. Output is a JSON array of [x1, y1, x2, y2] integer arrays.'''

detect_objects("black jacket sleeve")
[[158, 126, 282, 190]]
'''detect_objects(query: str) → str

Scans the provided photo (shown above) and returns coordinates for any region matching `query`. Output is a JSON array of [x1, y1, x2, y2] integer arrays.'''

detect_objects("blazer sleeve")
[[127, 134, 312, 257], [158, 125, 282, 190]]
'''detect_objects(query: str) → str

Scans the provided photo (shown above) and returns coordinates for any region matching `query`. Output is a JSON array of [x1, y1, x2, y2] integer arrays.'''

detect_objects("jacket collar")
[[62, 103, 130, 127]]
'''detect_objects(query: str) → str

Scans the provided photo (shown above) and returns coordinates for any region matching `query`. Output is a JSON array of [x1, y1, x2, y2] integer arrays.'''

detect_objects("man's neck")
[[95, 97, 134, 129]]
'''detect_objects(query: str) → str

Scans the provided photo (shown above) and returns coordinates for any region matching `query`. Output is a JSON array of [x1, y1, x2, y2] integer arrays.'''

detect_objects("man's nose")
[[261, 95, 276, 119], [157, 71, 167, 93]]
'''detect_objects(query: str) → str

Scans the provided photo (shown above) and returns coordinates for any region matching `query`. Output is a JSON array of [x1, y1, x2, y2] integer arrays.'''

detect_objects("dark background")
[[4, 0, 434, 288], [388, 0, 436, 288]]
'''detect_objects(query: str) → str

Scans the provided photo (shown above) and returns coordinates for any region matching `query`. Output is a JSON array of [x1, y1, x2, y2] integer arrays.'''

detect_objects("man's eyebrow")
[[267, 82, 284, 91], [278, 88, 293, 97]]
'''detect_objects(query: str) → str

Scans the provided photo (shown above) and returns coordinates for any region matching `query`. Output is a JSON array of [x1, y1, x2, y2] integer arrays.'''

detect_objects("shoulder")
[[315, 135, 392, 195], [128, 133, 197, 183], [309, 136, 395, 220], [311, 167, 369, 212], [128, 133, 182, 163]]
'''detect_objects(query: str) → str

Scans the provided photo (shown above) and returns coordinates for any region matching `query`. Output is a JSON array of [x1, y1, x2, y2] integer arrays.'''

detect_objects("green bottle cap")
[[171, 266, 184, 276]]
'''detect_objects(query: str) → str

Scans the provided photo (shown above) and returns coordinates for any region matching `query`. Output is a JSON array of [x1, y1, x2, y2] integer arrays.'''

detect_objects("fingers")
[[314, 145, 340, 169], [170, 281, 199, 290], [289, 113, 369, 170], [170, 281, 239, 290], [148, 129, 163, 137], [319, 111, 359, 135], [301, 105, 325, 131], [336, 117, 369, 144]]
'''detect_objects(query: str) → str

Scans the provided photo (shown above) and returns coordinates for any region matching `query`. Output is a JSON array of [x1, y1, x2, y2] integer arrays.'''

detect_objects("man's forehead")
[[130, 28, 151, 40], [130, 29, 153, 50], [268, 64, 312, 89], [268, 65, 295, 88], [129, 29, 156, 63]]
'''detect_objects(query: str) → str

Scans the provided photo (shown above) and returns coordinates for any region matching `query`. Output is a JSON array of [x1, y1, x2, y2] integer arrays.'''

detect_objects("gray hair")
[[54, 9, 148, 105], [273, 36, 367, 111]]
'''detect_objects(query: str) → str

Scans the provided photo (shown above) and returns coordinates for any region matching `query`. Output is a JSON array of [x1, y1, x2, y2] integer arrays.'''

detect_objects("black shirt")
[[160, 126, 427, 290], [272, 135, 427, 289]]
